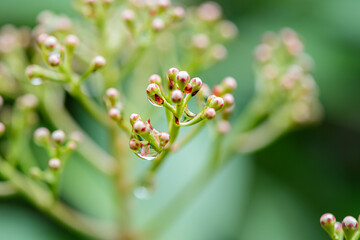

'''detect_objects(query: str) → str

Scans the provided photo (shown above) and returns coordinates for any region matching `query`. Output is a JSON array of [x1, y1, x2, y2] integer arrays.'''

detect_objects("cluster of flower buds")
[[129, 114, 170, 160], [78, 0, 115, 19], [104, 88, 125, 123], [121, 0, 185, 37], [320, 213, 360, 240], [253, 28, 322, 126]]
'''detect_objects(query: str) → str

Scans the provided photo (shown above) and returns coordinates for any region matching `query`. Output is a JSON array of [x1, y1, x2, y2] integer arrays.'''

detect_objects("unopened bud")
[[48, 54, 61, 66], [217, 120, 231, 134], [130, 113, 141, 125], [133, 120, 147, 133], [212, 44, 227, 60], [223, 93, 234, 107], [157, 0, 170, 9], [17, 94, 38, 109], [152, 18, 165, 31], [122, 9, 135, 22], [48, 158, 61, 170], [67, 141, 77, 150], [173, 7, 185, 19], [65, 34, 79, 47], [44, 36, 58, 49], [146, 83, 164, 105], [192, 34, 210, 50], [105, 88, 119, 104], [34, 127, 50, 144], [109, 108, 121, 120], [204, 107, 216, 119], [51, 130, 66, 144], [176, 71, 190, 91], [167, 67, 179, 90], [171, 89, 183, 103], [219, 20, 238, 40], [342, 216, 358, 239], [222, 77, 237, 92], [29, 167, 42, 179], [197, 2, 221, 22], [208, 95, 224, 110], [159, 132, 170, 146], [129, 139, 141, 151], [93, 56, 106, 69], [37, 33, 49, 44], [190, 77, 203, 96], [149, 74, 162, 85], [254, 44, 272, 62]]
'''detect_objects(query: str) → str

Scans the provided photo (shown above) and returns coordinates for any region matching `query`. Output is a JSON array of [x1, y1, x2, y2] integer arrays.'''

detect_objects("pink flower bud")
[[212, 85, 223, 96], [217, 120, 231, 134], [208, 95, 224, 110], [204, 107, 216, 119], [173, 7, 185, 19], [109, 108, 121, 120], [223, 93, 234, 107], [48, 54, 61, 66], [0, 122, 5, 136], [342, 216, 358, 239], [25, 65, 35, 78], [159, 132, 170, 146], [70, 131, 83, 143], [176, 71, 190, 90], [51, 130, 66, 144], [65, 34, 79, 47], [320, 213, 336, 227], [254, 44, 272, 62], [171, 89, 183, 103], [122, 9, 135, 22], [184, 83, 193, 94], [48, 158, 61, 170], [190, 77, 203, 96], [167, 67, 179, 90], [129, 139, 141, 151], [37, 33, 49, 44], [197, 2, 221, 22], [93, 56, 106, 68], [130, 113, 141, 125], [105, 88, 119, 102], [192, 34, 210, 50], [34, 127, 50, 144], [133, 120, 147, 133], [146, 83, 161, 95], [149, 74, 162, 85], [222, 77, 237, 92], [219, 20, 238, 40], [157, 0, 170, 9], [67, 141, 77, 150], [44, 36, 58, 49], [152, 18, 165, 31]]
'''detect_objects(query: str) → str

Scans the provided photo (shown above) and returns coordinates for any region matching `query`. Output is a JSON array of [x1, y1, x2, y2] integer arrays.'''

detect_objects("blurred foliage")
[[1, 0, 360, 239]]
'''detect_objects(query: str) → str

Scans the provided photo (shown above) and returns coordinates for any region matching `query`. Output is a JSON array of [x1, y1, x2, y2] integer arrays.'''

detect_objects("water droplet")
[[133, 186, 152, 200], [134, 144, 159, 160], [30, 78, 43, 86], [147, 97, 163, 108]]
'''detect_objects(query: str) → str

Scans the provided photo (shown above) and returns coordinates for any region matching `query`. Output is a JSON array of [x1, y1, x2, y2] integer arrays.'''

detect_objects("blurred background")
[[1, 0, 360, 239]]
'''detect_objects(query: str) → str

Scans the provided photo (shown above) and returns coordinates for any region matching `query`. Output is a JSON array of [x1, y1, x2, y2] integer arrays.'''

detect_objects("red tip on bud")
[[37, 33, 49, 44], [130, 113, 141, 125], [222, 77, 237, 92], [176, 71, 190, 90], [204, 108, 216, 119], [190, 77, 202, 96], [51, 130, 66, 144], [44, 36, 58, 49], [320, 213, 336, 226], [93, 56, 106, 69], [49, 158, 61, 170], [129, 139, 141, 151], [133, 120, 147, 133], [159, 132, 170, 147], [342, 216, 358, 239], [208, 95, 224, 110], [109, 108, 121, 120], [146, 83, 161, 95], [171, 89, 183, 103], [48, 54, 61, 66], [149, 74, 162, 85]]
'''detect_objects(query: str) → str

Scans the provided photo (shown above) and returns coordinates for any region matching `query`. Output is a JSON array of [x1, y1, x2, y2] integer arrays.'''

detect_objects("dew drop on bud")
[[147, 97, 163, 108], [30, 78, 43, 86], [133, 185, 153, 200]]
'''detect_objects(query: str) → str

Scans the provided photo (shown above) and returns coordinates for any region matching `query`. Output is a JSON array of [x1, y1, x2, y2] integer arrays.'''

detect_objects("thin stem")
[[171, 121, 206, 152]]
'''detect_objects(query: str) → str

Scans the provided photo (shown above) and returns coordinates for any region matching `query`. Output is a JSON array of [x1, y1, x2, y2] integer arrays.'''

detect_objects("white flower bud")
[[342, 216, 358, 239], [48, 54, 61, 66], [122, 9, 135, 22], [197, 2, 221, 22], [109, 108, 121, 120], [93, 56, 106, 68], [133, 120, 147, 133], [222, 77, 237, 91], [65, 34, 79, 47], [51, 130, 66, 144], [171, 89, 183, 103], [192, 34, 210, 50], [44, 36, 58, 48], [130, 113, 141, 125], [48, 158, 61, 170], [173, 7, 185, 19], [204, 107, 216, 119], [34, 127, 50, 144], [152, 18, 165, 31], [129, 139, 141, 151], [223, 93, 234, 107]]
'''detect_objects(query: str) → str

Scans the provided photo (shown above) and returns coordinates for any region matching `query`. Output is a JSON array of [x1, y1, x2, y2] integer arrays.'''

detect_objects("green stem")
[[171, 121, 206, 152]]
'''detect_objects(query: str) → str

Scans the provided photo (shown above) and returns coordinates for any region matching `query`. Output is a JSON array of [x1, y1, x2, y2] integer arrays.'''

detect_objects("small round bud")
[[67, 141, 77, 150], [211, 44, 227, 60], [122, 9, 135, 22], [17, 94, 38, 109], [254, 44, 272, 62], [34, 127, 50, 144], [51, 130, 66, 144], [44, 36, 58, 49], [192, 34, 210, 50], [149, 74, 162, 85], [37, 33, 49, 44], [152, 18, 165, 31], [65, 34, 79, 47], [204, 107, 216, 119], [342, 216, 358, 239], [159, 132, 170, 146], [157, 0, 170, 9], [173, 7, 185, 19], [176, 71, 190, 88], [130, 113, 141, 125], [129, 139, 141, 151], [222, 77, 237, 92], [197, 2, 221, 22], [219, 20, 238, 40], [190, 77, 203, 96], [223, 93, 234, 107], [0, 122, 5, 136], [48, 158, 61, 170], [217, 120, 231, 134], [146, 83, 161, 95], [208, 95, 224, 110], [25, 65, 35, 78], [320, 213, 336, 227], [171, 89, 183, 103], [109, 108, 121, 120], [93, 56, 106, 68], [105, 88, 119, 102], [133, 120, 147, 133], [48, 54, 61, 66]]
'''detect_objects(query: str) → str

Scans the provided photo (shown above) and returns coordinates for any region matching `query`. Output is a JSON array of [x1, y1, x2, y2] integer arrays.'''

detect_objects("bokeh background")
[[1, 0, 360, 239]]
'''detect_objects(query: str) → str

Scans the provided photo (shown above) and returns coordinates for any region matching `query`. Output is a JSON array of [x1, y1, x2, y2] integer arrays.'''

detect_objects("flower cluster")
[[320, 213, 360, 240]]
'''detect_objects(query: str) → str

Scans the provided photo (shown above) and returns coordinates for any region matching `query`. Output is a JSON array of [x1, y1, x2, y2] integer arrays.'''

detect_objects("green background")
[[1, 0, 360, 239]]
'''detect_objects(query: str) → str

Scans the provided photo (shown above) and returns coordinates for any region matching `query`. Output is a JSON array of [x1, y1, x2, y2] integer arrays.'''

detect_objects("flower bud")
[[190, 77, 202, 96], [48, 158, 61, 170], [320, 213, 336, 232], [219, 20, 238, 40], [172, 7, 185, 19], [222, 77, 237, 92], [17, 94, 38, 109], [129, 139, 141, 151], [130, 113, 141, 125], [122, 9, 135, 22], [192, 34, 210, 50], [217, 120, 231, 134], [149, 74, 162, 85], [171, 89, 183, 103], [208, 95, 224, 110], [105, 88, 119, 105], [48, 54, 61, 66], [197, 2, 221, 22], [159, 132, 170, 147], [0, 122, 5, 137], [204, 107, 216, 119], [223, 93, 234, 107], [34, 127, 50, 145], [254, 44, 272, 62], [167, 67, 179, 90], [67, 141, 77, 151], [152, 18, 165, 31], [44, 36, 58, 49], [211, 44, 227, 60], [65, 34, 79, 47], [176, 71, 190, 91], [37, 33, 49, 45], [335, 222, 343, 237], [157, 0, 170, 9], [133, 120, 147, 133], [93, 56, 106, 69], [108, 108, 121, 121], [146, 83, 164, 105], [198, 83, 210, 99], [51, 130, 66, 144], [342, 216, 358, 239]]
